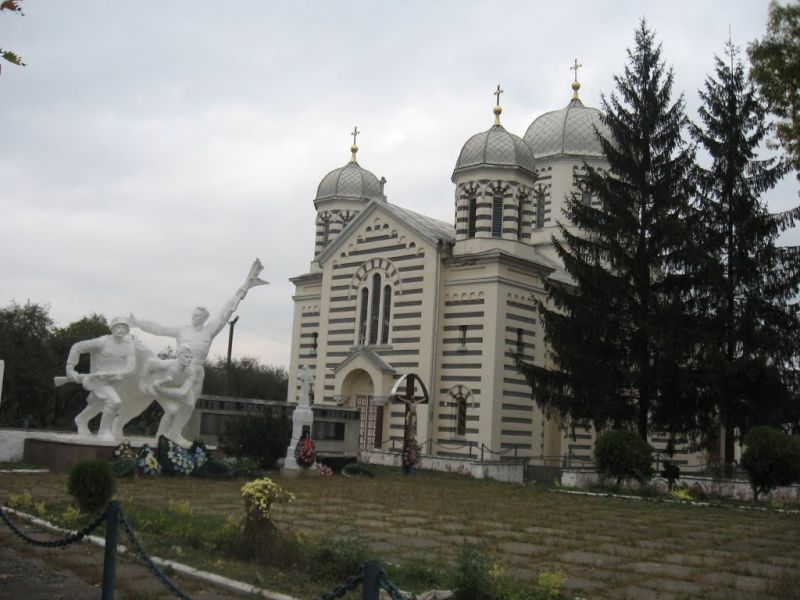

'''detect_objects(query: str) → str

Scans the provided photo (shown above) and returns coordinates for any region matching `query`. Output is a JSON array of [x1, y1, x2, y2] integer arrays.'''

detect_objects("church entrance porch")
[[355, 395, 384, 450], [339, 367, 388, 451]]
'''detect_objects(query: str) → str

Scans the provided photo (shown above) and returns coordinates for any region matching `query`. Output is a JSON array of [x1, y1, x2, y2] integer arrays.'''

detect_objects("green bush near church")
[[594, 430, 654, 486], [741, 426, 800, 501]]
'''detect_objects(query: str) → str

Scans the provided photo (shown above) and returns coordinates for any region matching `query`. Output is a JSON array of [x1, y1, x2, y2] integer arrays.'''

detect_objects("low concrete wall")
[[561, 468, 800, 502], [360, 449, 525, 484], [0, 429, 28, 462]]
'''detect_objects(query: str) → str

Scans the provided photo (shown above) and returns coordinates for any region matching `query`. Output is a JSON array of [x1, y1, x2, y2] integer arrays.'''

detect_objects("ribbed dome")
[[524, 98, 610, 159], [452, 124, 536, 179], [316, 160, 382, 202]]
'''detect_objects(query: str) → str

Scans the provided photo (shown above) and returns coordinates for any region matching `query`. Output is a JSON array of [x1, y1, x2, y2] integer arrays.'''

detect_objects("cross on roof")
[[493, 84, 503, 106], [570, 59, 583, 82], [351, 126, 360, 146]]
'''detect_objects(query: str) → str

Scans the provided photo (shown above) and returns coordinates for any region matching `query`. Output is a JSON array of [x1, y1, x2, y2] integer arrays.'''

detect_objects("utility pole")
[[224, 315, 239, 397]]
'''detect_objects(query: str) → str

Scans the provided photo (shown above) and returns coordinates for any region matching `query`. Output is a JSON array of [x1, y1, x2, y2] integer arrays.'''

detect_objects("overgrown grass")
[[1, 467, 799, 599]]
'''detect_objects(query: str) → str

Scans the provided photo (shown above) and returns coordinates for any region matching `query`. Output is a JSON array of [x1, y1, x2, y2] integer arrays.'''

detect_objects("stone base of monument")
[[0, 429, 210, 471]]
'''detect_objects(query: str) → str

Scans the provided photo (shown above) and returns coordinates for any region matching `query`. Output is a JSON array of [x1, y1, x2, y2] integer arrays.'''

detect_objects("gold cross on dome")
[[493, 84, 504, 106], [351, 126, 360, 146], [570, 59, 583, 82]]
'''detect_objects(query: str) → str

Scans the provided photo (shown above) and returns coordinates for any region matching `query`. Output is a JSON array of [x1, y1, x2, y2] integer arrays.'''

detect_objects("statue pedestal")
[[18, 431, 153, 470], [281, 404, 314, 476]]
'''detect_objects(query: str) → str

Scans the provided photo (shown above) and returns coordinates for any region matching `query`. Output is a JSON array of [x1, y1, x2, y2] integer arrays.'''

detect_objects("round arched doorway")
[[341, 368, 383, 450]]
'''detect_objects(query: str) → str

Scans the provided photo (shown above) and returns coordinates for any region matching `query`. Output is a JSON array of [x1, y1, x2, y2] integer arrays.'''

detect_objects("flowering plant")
[[315, 462, 333, 476], [294, 436, 316, 468], [113, 440, 137, 460], [241, 477, 295, 521], [136, 445, 161, 477], [158, 436, 196, 476], [402, 440, 418, 468]]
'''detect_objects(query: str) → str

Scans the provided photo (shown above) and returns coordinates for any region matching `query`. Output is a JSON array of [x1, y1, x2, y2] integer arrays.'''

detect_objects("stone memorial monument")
[[282, 365, 315, 474], [50, 258, 267, 449], [113, 258, 269, 444]]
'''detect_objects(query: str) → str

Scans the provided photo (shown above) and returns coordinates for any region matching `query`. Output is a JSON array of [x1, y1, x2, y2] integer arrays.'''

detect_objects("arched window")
[[323, 219, 330, 243], [381, 284, 391, 344], [491, 192, 503, 238], [358, 287, 369, 345], [449, 385, 472, 438], [467, 192, 477, 238], [581, 189, 592, 206], [456, 395, 467, 436], [535, 189, 545, 229], [368, 273, 381, 344], [517, 194, 525, 240]]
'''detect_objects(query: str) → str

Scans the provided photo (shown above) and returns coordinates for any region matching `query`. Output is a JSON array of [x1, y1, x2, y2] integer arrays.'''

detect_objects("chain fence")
[[315, 560, 406, 600], [0, 504, 108, 548], [2, 501, 408, 600], [0, 501, 194, 600], [118, 511, 194, 600]]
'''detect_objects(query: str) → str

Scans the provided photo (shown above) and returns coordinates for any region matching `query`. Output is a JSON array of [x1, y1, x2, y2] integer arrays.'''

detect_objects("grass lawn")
[[2, 467, 800, 599]]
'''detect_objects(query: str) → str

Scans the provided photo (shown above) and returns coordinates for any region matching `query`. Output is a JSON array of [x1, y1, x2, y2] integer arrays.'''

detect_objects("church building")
[[287, 76, 612, 463]]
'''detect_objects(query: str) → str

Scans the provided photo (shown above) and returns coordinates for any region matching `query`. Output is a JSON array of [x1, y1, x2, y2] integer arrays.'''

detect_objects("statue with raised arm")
[[119, 259, 268, 444], [66, 316, 136, 441]]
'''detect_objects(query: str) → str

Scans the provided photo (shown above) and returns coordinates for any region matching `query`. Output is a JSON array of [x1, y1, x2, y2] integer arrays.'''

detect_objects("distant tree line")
[[516, 14, 800, 470], [0, 301, 287, 429]]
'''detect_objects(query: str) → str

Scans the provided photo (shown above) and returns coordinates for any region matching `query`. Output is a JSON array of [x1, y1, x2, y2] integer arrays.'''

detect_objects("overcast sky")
[[1, 1, 796, 368]]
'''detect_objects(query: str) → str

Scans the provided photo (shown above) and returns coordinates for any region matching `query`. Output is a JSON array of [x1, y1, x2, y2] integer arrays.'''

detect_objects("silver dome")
[[524, 98, 610, 160], [316, 160, 382, 201], [452, 124, 536, 179]]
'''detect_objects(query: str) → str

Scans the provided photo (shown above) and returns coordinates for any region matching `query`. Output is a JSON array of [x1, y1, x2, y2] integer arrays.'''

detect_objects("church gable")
[[316, 200, 451, 268]]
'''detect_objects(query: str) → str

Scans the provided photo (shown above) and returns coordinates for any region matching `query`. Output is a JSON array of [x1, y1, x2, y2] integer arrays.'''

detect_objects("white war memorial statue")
[[65, 316, 137, 441], [60, 258, 268, 447]]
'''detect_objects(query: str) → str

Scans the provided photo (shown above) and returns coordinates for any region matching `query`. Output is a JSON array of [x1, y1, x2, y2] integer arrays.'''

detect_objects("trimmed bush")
[[594, 430, 653, 486], [741, 426, 800, 501], [67, 459, 116, 513]]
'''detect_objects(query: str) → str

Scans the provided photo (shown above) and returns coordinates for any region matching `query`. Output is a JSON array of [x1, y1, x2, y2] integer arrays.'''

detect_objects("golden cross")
[[493, 84, 503, 106], [351, 126, 360, 146], [570, 59, 583, 82]]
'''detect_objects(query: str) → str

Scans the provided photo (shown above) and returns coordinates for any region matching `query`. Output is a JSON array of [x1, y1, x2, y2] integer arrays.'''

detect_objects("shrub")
[[741, 426, 800, 501], [238, 477, 296, 564], [594, 430, 653, 486], [452, 543, 502, 600], [67, 460, 116, 513], [301, 529, 370, 581], [220, 413, 291, 469]]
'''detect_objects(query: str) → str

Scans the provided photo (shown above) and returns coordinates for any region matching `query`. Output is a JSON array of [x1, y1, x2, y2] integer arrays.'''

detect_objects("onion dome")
[[452, 86, 536, 180], [316, 128, 383, 201], [523, 77, 610, 160]]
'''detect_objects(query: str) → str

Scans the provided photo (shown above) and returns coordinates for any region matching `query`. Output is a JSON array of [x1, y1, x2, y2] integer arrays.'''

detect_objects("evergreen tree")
[[691, 42, 800, 460], [517, 21, 700, 440]]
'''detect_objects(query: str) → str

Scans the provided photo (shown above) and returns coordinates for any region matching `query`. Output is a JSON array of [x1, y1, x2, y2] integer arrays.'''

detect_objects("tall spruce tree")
[[691, 42, 800, 463], [517, 21, 701, 440]]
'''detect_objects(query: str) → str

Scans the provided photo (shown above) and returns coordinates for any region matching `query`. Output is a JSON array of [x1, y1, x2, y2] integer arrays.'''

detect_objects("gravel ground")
[[0, 543, 99, 600]]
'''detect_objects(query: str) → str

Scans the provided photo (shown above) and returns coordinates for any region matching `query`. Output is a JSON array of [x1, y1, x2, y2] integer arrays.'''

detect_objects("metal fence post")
[[101, 500, 120, 600], [362, 560, 381, 600], [480, 444, 485, 462]]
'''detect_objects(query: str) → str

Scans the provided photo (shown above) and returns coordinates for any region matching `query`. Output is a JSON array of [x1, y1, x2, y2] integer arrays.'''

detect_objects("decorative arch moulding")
[[348, 257, 402, 299]]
